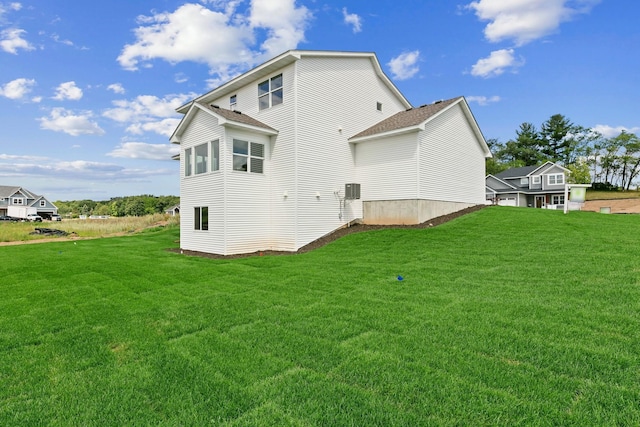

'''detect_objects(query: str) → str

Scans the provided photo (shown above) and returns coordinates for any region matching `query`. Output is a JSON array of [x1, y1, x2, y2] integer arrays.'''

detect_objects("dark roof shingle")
[[349, 97, 462, 140]]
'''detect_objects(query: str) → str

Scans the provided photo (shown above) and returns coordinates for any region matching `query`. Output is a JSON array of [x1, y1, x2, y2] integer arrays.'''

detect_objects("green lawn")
[[1, 207, 639, 426]]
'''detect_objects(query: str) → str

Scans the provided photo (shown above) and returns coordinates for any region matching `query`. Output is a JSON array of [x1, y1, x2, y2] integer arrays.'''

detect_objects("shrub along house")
[[171, 50, 491, 256]]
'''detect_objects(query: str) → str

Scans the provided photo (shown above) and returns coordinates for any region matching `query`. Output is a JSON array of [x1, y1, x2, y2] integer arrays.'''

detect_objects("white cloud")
[[103, 93, 193, 136], [387, 51, 420, 81], [592, 124, 640, 138], [466, 0, 601, 46], [51, 33, 74, 46], [342, 8, 362, 33], [0, 28, 34, 54], [0, 77, 35, 99], [107, 142, 179, 160], [470, 48, 523, 78], [107, 83, 125, 94], [466, 95, 501, 106], [39, 108, 106, 136], [117, 1, 310, 79], [126, 118, 182, 137], [53, 81, 83, 101]]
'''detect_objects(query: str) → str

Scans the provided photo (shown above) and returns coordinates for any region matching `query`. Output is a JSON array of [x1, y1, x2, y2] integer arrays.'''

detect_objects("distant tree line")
[[488, 114, 640, 190], [54, 195, 179, 218]]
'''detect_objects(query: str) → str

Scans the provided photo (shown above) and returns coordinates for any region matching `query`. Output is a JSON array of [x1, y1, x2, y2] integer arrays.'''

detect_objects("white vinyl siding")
[[418, 103, 485, 204], [355, 133, 418, 200]]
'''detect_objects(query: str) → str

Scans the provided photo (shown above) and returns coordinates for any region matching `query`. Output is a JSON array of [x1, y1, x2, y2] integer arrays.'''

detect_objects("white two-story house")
[[171, 50, 491, 256], [0, 186, 58, 219]]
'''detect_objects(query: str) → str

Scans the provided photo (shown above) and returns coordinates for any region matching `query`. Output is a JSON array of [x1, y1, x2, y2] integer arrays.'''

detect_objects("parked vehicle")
[[0, 215, 18, 222], [26, 213, 43, 222], [51, 214, 62, 221]]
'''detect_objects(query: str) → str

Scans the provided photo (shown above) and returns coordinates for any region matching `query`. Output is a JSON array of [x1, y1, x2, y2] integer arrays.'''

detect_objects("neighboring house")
[[171, 50, 491, 256], [0, 185, 59, 219], [165, 204, 180, 216], [486, 161, 570, 208]]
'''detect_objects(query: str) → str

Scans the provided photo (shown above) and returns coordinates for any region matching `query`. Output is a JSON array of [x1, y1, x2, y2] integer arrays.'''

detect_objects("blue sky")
[[0, 0, 637, 201]]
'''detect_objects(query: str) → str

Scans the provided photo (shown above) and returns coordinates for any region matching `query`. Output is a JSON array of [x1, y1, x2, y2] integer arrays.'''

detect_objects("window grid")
[[258, 74, 283, 110], [233, 139, 264, 173]]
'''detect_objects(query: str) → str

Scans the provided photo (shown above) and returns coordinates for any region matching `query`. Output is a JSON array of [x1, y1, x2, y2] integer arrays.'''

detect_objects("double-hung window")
[[258, 74, 283, 110], [230, 95, 237, 111], [194, 143, 208, 175], [548, 173, 564, 185], [233, 139, 264, 173], [184, 148, 192, 177], [194, 206, 208, 230]]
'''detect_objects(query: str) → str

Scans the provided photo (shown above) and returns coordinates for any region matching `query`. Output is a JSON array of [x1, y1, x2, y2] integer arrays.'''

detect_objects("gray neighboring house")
[[0, 186, 59, 219], [486, 161, 570, 208]]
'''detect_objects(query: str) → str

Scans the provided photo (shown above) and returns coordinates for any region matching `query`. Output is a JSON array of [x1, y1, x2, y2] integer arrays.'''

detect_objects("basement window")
[[194, 206, 208, 231]]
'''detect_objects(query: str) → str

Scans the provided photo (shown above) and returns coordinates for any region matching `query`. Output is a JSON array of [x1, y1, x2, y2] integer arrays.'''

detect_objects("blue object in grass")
[[397, 275, 404, 281]]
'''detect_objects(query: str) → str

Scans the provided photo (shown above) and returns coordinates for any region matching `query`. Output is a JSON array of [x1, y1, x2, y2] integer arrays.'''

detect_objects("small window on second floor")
[[13, 198, 23, 205], [532, 176, 541, 184], [377, 102, 383, 111], [520, 178, 529, 185], [258, 74, 283, 110], [40, 200, 46, 207], [230, 95, 237, 110]]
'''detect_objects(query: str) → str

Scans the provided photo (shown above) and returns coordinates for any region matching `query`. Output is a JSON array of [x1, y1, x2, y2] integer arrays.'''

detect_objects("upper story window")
[[40, 200, 46, 207], [258, 74, 283, 110], [532, 176, 541, 184], [376, 102, 383, 111], [233, 139, 264, 173], [548, 173, 564, 185], [211, 139, 220, 172], [194, 143, 209, 175], [184, 148, 192, 177], [12, 198, 23, 205], [520, 178, 529, 185], [230, 95, 237, 111]]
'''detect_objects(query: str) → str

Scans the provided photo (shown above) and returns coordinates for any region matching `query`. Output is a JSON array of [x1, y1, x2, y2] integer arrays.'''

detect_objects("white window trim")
[[13, 198, 23, 205], [258, 74, 283, 111], [184, 147, 192, 177], [211, 139, 220, 172], [232, 139, 265, 174], [194, 142, 209, 175], [547, 173, 564, 185], [532, 176, 541, 184], [551, 195, 565, 205]]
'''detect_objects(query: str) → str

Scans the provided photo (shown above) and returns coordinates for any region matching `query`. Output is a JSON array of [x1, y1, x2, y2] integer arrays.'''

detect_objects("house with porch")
[[171, 50, 491, 256], [485, 161, 570, 208]]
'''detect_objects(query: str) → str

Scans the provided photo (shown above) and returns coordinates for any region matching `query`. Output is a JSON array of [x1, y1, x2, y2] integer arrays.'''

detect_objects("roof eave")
[[349, 125, 422, 144]]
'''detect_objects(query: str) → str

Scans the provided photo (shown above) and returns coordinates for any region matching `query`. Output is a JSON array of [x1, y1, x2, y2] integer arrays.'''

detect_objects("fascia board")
[[349, 125, 422, 144]]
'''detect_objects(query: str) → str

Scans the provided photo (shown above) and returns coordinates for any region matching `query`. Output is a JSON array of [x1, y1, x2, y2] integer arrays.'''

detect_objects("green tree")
[[498, 122, 546, 166]]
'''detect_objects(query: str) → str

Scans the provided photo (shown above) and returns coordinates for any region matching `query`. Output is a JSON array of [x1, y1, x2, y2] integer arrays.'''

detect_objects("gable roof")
[[0, 185, 38, 199], [348, 96, 491, 157], [495, 161, 569, 179], [176, 50, 412, 114], [170, 103, 277, 144]]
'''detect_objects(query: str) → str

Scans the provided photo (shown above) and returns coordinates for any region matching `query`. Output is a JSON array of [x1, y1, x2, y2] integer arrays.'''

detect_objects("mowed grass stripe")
[[1, 207, 639, 425]]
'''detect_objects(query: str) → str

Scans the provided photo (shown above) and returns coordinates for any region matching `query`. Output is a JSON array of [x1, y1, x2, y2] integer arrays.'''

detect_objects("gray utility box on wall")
[[345, 183, 361, 200]]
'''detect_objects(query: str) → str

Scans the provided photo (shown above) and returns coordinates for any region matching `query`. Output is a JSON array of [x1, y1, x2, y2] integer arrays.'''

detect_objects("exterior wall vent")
[[345, 183, 361, 200]]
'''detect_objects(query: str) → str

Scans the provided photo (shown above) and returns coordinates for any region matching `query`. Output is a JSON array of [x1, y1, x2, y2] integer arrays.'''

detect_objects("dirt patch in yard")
[[582, 199, 640, 214]]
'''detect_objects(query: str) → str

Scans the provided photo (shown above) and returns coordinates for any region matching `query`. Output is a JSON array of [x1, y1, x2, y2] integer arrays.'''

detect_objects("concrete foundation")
[[363, 199, 476, 225]]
